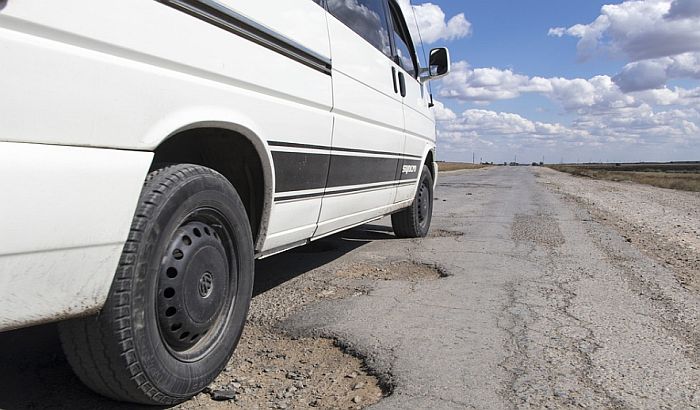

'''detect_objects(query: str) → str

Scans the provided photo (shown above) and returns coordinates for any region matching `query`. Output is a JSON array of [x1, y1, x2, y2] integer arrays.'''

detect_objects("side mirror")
[[421, 47, 450, 83]]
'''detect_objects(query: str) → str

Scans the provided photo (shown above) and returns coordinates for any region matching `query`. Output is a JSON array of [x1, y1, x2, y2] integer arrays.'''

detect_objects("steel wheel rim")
[[155, 208, 239, 362]]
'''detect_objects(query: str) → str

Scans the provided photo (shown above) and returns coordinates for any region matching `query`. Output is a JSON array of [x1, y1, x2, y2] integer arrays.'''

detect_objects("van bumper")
[[0, 142, 152, 331]]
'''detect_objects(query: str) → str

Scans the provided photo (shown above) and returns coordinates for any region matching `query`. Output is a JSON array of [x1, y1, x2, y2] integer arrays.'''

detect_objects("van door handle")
[[398, 72, 406, 97], [391, 67, 398, 94]]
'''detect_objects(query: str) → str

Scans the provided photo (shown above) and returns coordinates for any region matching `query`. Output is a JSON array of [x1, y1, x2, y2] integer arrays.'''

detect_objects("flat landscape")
[[549, 163, 700, 192], [1, 166, 699, 409], [437, 162, 491, 172]]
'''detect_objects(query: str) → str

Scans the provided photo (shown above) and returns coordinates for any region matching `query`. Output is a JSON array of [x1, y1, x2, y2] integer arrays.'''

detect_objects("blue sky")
[[405, 0, 700, 164]]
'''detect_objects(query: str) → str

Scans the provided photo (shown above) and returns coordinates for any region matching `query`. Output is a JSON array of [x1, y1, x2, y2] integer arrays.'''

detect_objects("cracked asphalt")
[[284, 166, 700, 408], [1, 166, 698, 409]]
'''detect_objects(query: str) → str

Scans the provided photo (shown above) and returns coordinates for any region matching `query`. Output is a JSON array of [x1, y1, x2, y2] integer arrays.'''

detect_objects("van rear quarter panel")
[[0, 0, 333, 329]]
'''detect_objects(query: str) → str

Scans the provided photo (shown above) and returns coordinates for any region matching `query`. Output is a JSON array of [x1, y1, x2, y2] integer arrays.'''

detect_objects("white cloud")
[[439, 109, 593, 145], [666, 0, 700, 19], [437, 61, 631, 110], [429, 0, 700, 162], [431, 100, 457, 121], [435, 103, 700, 163], [614, 52, 700, 92], [438, 61, 549, 102], [550, 0, 700, 62], [435, 108, 600, 161], [548, 1, 700, 91], [548, 27, 566, 37], [434, 59, 700, 160], [436, 59, 700, 113], [398, 0, 472, 44]]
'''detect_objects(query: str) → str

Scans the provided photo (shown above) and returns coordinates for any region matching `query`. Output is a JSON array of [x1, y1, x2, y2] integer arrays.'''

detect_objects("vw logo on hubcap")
[[198, 272, 214, 298]]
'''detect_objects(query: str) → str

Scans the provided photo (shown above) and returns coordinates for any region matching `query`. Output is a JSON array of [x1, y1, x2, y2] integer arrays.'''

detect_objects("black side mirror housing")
[[420, 47, 450, 84]]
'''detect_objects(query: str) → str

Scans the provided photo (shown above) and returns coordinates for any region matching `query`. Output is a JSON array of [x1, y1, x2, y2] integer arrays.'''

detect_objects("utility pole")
[[472, 152, 475, 165]]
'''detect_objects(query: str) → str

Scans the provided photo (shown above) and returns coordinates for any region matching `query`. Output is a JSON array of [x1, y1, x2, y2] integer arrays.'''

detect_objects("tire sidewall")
[[128, 171, 253, 399], [413, 166, 434, 237]]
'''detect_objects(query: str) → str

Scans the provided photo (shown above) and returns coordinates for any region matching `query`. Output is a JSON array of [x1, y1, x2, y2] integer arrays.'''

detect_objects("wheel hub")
[[157, 221, 230, 351], [198, 272, 214, 298]]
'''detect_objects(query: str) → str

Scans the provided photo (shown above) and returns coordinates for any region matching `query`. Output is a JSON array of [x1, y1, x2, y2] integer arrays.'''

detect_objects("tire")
[[58, 164, 254, 405], [392, 165, 434, 238]]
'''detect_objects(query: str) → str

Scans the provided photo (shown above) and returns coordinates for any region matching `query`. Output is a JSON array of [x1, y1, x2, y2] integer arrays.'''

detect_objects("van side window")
[[327, 0, 392, 58], [388, 1, 418, 78]]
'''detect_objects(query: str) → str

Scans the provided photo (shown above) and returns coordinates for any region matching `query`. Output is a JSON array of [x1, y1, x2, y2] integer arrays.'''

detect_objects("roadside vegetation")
[[549, 163, 700, 192], [438, 162, 491, 172]]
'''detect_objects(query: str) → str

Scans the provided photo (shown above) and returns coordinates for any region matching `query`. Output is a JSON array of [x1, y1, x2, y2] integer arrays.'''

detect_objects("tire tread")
[[391, 165, 433, 238], [58, 164, 223, 405]]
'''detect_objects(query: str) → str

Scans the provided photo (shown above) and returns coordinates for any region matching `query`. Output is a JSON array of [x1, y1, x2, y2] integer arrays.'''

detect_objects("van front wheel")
[[392, 165, 434, 238], [58, 164, 254, 405]]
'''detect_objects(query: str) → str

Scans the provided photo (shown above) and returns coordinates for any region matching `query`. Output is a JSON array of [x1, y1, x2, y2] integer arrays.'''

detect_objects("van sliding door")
[[315, 0, 407, 238], [386, 0, 433, 203]]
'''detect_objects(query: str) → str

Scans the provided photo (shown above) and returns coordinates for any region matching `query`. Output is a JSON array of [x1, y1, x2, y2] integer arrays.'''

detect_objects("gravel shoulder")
[[535, 167, 700, 292]]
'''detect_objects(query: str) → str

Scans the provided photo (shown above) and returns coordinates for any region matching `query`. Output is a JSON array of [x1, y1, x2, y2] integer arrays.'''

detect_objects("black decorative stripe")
[[326, 155, 399, 188], [274, 152, 422, 193], [272, 151, 330, 193], [268, 141, 423, 160], [272, 151, 423, 202], [275, 180, 416, 202], [157, 0, 332, 75]]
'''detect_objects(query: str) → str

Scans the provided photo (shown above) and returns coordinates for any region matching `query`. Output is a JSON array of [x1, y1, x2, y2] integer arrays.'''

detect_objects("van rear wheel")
[[392, 165, 434, 238], [58, 164, 254, 405]]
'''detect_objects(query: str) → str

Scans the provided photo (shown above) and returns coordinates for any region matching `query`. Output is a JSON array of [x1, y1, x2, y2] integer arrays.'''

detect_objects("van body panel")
[[0, 0, 438, 331]]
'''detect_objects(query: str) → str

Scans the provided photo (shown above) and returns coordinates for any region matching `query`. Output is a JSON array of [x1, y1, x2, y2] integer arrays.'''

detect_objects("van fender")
[[140, 107, 276, 251]]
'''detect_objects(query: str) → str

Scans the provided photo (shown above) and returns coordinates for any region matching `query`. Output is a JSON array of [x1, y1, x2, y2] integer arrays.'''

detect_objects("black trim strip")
[[273, 151, 422, 193], [272, 151, 330, 193], [268, 141, 423, 160], [157, 0, 332, 75], [327, 155, 399, 188], [275, 180, 416, 202]]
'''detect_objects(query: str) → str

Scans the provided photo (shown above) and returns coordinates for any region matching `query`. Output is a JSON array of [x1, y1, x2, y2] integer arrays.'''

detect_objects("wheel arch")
[[151, 121, 274, 252], [423, 147, 437, 189]]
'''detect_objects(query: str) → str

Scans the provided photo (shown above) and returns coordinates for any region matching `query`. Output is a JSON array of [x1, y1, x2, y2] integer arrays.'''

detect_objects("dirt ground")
[[178, 252, 445, 409], [179, 324, 383, 409]]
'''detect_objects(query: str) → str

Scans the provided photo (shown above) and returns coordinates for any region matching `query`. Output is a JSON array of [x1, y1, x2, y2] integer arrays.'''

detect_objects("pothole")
[[511, 213, 565, 247], [179, 242, 447, 408], [180, 324, 388, 410], [335, 260, 449, 281]]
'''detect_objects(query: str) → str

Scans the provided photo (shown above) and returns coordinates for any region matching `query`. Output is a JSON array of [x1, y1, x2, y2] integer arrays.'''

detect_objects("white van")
[[0, 0, 449, 404]]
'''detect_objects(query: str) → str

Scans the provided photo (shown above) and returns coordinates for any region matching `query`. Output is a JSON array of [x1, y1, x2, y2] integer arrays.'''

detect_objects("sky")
[[401, 0, 700, 164]]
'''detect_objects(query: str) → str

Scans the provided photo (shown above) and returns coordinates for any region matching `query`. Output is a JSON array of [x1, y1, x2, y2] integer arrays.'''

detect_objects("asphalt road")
[[284, 166, 700, 408], [1, 166, 698, 409]]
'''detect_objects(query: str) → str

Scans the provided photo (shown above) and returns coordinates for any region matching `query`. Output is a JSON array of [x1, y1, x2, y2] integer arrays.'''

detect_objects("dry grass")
[[438, 162, 491, 172], [550, 165, 700, 192]]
